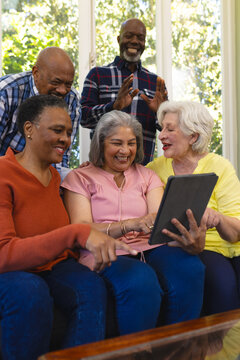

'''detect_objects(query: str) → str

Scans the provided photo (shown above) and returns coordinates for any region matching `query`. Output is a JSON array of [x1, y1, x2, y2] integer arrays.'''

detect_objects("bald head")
[[32, 47, 75, 98], [118, 19, 146, 64], [120, 18, 146, 35]]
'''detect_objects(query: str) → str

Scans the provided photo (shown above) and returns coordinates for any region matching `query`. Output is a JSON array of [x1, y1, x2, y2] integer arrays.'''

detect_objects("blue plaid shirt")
[[0, 71, 81, 176], [80, 56, 167, 165]]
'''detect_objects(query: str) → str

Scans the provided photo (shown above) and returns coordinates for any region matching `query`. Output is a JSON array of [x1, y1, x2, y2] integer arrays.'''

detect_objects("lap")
[[145, 245, 205, 278], [199, 250, 239, 279], [100, 255, 160, 287], [0, 271, 51, 314], [40, 258, 107, 308], [199, 250, 240, 313]]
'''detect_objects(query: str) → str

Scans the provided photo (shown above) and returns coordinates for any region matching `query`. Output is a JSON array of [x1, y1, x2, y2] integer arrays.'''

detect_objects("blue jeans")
[[144, 245, 205, 324], [101, 245, 205, 336], [0, 259, 107, 360], [199, 250, 240, 315]]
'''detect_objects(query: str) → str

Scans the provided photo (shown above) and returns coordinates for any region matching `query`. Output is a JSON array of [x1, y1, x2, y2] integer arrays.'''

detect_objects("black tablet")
[[148, 172, 218, 245]]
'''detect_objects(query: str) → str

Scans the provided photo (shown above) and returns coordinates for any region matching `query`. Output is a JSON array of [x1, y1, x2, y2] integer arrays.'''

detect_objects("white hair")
[[158, 101, 214, 154]]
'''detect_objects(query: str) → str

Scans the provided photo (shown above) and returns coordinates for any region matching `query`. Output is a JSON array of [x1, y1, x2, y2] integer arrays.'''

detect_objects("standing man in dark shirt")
[[80, 18, 168, 164]]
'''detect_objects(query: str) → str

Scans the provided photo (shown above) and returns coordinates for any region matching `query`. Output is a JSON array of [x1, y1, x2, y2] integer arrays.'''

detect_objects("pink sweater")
[[62, 163, 164, 269]]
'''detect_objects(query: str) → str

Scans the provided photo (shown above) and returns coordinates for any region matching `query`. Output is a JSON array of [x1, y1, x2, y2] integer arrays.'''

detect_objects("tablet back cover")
[[149, 173, 218, 245]]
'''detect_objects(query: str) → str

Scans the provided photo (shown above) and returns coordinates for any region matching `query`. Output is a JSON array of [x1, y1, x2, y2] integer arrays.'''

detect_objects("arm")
[[204, 158, 240, 243], [80, 68, 116, 128], [0, 184, 136, 274], [63, 186, 163, 237]]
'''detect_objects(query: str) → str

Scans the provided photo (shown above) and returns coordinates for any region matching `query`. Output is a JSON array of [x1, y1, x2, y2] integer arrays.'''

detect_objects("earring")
[[27, 134, 32, 139]]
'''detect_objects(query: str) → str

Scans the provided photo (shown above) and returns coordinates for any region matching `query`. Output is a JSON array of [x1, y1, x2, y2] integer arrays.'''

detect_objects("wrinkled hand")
[[113, 74, 139, 110], [85, 228, 138, 272], [126, 213, 156, 234], [140, 76, 168, 113], [162, 209, 207, 255], [204, 207, 222, 229]]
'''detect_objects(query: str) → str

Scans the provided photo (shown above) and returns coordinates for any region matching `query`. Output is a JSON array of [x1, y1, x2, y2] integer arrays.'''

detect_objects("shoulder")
[[68, 86, 81, 99], [62, 164, 99, 186], [0, 148, 19, 182], [65, 87, 81, 106], [86, 64, 113, 76], [132, 163, 163, 182], [203, 153, 236, 173], [0, 71, 32, 91], [146, 156, 167, 170], [140, 66, 158, 79]]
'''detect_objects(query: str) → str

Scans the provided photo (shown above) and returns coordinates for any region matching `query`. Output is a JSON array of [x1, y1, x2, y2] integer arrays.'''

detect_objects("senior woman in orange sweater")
[[0, 95, 135, 360]]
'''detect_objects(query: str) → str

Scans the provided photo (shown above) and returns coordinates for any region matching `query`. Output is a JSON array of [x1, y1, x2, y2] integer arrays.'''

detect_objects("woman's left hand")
[[162, 209, 207, 254], [203, 207, 222, 229], [126, 213, 156, 234]]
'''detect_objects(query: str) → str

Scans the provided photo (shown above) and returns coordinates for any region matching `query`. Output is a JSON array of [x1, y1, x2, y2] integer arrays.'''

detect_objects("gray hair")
[[89, 110, 144, 166], [157, 101, 214, 154]]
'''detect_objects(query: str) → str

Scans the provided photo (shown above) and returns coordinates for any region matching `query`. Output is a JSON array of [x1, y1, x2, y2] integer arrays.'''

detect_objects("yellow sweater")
[[147, 153, 240, 258]]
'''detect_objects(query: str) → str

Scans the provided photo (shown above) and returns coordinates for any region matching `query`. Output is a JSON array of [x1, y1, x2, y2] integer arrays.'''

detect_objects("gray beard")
[[122, 50, 141, 63]]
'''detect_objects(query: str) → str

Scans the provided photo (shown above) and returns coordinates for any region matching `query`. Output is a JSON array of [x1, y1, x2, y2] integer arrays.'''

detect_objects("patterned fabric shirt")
[[0, 71, 81, 176], [80, 56, 167, 165]]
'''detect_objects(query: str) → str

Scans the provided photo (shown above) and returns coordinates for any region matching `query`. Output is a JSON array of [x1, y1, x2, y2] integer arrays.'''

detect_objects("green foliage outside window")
[[2, 0, 222, 168]]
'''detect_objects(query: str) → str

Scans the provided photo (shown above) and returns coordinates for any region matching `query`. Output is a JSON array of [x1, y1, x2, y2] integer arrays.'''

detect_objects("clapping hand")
[[140, 76, 168, 113], [113, 74, 139, 110]]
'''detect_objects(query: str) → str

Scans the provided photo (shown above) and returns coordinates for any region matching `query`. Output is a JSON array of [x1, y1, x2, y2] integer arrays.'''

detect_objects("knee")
[[188, 256, 205, 282], [0, 272, 53, 316], [67, 270, 107, 308], [174, 252, 205, 283], [122, 262, 163, 303]]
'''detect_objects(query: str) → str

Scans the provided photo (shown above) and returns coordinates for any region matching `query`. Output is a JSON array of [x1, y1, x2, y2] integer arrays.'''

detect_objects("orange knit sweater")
[[0, 148, 91, 273]]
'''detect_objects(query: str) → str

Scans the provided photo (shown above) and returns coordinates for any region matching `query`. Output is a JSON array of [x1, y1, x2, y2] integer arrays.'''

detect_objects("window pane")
[[2, 0, 80, 167], [95, 0, 157, 72], [171, 0, 222, 154]]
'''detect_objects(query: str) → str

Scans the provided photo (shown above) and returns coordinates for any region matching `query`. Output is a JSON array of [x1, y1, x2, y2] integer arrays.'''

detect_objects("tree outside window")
[[1, 0, 222, 167]]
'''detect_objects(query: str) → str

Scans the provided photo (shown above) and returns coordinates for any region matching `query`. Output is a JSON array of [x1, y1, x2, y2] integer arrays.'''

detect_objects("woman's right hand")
[[85, 228, 138, 272]]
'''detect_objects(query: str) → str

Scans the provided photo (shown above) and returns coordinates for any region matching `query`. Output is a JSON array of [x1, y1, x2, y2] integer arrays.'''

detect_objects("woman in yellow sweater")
[[147, 100, 240, 315]]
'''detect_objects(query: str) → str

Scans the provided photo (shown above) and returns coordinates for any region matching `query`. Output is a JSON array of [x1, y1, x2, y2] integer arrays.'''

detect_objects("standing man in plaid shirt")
[[80, 18, 168, 165], [0, 46, 81, 180]]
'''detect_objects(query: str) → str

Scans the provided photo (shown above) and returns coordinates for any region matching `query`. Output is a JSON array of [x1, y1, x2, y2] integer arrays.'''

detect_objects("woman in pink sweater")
[[62, 110, 206, 337]]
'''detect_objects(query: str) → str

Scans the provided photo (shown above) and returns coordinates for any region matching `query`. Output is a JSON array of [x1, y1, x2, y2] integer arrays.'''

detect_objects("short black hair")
[[17, 95, 68, 137]]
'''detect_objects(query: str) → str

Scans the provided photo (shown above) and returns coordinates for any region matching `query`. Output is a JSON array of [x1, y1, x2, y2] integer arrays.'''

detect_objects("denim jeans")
[[0, 258, 107, 360], [144, 245, 205, 324], [101, 245, 205, 336], [199, 250, 240, 315]]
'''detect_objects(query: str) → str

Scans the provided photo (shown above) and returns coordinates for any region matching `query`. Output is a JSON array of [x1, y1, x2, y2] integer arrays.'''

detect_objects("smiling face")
[[103, 126, 137, 175], [29, 106, 72, 165], [158, 112, 195, 160], [118, 19, 146, 63], [32, 53, 74, 98]]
